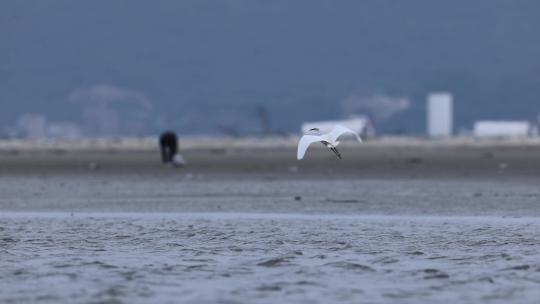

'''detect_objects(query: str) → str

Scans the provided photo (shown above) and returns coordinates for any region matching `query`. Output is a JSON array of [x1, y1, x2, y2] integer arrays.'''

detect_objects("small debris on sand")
[[88, 162, 99, 171]]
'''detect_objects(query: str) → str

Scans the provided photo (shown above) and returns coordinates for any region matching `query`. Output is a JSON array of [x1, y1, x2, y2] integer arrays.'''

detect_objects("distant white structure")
[[427, 92, 453, 137], [473, 121, 533, 137], [301, 115, 375, 138], [13, 113, 82, 140], [70, 84, 154, 137], [16, 113, 47, 139], [46, 122, 82, 140]]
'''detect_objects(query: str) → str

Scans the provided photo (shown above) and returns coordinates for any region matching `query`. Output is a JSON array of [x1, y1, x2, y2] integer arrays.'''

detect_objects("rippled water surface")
[[2, 213, 540, 303]]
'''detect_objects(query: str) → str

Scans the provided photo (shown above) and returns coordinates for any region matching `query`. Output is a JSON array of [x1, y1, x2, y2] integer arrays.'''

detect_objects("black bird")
[[159, 131, 178, 164]]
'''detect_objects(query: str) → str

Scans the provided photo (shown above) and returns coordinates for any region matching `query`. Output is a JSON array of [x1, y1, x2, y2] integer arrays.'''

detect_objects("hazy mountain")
[[1, 0, 539, 136]]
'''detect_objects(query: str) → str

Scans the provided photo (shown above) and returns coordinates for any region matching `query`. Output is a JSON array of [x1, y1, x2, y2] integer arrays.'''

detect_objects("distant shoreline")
[[2, 136, 540, 152]]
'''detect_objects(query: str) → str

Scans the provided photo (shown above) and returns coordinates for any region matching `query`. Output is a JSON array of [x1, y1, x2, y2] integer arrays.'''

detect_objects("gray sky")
[[1, 0, 539, 136]]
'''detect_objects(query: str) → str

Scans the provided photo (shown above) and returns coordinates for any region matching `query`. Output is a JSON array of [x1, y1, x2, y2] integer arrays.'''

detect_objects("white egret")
[[297, 125, 362, 160]]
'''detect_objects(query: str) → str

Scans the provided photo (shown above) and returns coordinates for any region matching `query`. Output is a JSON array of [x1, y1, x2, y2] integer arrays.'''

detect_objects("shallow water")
[[2, 213, 540, 303]]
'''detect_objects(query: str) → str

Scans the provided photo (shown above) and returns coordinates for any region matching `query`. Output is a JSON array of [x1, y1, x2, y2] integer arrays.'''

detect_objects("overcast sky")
[[1, 1, 539, 136]]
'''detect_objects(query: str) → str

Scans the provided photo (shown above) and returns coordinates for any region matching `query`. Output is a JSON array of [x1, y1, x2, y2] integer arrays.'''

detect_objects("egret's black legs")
[[320, 141, 342, 159], [330, 146, 342, 159]]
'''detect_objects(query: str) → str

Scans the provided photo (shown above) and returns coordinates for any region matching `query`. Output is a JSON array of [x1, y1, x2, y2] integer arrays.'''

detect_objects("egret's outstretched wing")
[[297, 135, 322, 160], [326, 125, 362, 144]]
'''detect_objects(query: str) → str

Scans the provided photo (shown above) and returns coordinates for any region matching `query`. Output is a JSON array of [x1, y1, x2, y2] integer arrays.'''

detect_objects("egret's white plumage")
[[297, 125, 362, 160]]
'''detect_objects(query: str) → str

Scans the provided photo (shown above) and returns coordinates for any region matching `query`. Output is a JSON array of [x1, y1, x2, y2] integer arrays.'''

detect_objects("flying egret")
[[297, 125, 362, 160]]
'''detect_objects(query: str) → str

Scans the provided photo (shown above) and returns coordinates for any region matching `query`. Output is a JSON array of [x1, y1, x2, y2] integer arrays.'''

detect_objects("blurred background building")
[[9, 113, 81, 140], [301, 116, 375, 139], [427, 93, 453, 137], [473, 121, 535, 138]]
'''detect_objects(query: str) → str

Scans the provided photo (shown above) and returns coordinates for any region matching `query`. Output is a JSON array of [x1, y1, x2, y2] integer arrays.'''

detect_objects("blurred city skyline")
[[1, 1, 540, 138]]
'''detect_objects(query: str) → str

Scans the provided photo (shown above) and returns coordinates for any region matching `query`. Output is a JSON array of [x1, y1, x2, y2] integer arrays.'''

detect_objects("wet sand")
[[2, 140, 540, 179], [2, 140, 540, 214]]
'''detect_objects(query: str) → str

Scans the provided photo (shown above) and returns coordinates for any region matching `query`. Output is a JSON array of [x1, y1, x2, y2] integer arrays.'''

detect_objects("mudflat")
[[1, 139, 540, 179]]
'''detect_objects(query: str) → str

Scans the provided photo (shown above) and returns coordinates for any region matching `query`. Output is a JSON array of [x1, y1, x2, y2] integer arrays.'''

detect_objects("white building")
[[427, 92, 453, 137], [16, 113, 47, 139], [301, 115, 375, 138], [473, 121, 533, 137], [13, 113, 82, 140], [46, 122, 82, 140]]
